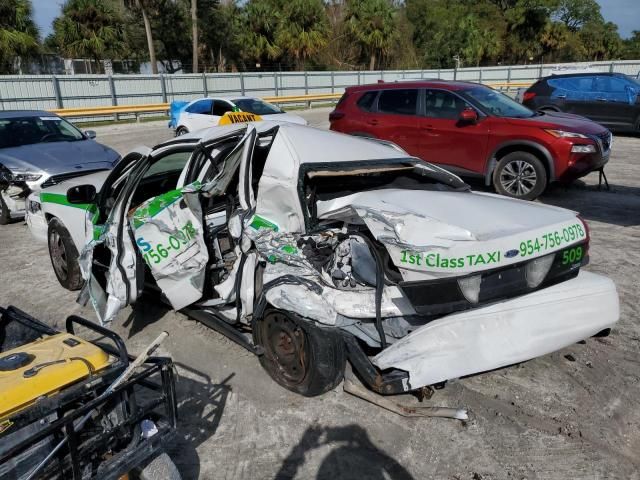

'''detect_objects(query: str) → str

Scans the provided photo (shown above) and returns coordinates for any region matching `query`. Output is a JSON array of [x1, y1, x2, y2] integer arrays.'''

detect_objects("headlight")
[[571, 144, 596, 153], [545, 129, 588, 139], [457, 274, 482, 304], [525, 254, 554, 288], [11, 172, 42, 182]]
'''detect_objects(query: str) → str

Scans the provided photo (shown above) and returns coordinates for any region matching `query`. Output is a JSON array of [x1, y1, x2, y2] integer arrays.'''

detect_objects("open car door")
[[77, 150, 150, 324]]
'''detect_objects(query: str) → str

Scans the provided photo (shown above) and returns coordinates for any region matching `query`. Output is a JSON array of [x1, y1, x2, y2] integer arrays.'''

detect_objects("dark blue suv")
[[522, 72, 640, 132]]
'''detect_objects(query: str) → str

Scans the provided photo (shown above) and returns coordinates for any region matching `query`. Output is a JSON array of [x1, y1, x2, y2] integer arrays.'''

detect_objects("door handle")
[[596, 97, 607, 101], [556, 94, 566, 99], [422, 124, 434, 130], [367, 119, 379, 126]]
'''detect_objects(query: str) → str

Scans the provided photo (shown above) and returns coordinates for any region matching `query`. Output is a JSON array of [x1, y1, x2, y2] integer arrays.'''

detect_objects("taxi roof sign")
[[219, 111, 262, 125]]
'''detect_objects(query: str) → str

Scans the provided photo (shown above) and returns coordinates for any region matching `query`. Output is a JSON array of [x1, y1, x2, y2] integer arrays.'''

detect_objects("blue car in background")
[[522, 72, 640, 132], [0, 111, 119, 224]]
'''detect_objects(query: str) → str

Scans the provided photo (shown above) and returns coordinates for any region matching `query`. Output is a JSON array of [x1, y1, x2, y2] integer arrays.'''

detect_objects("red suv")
[[329, 81, 612, 200]]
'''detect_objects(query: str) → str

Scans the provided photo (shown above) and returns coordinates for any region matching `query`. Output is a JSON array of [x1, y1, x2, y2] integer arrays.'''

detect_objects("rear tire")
[[136, 452, 181, 480], [253, 309, 346, 397], [48, 218, 83, 291], [493, 151, 547, 201], [175, 126, 189, 137], [0, 193, 11, 225]]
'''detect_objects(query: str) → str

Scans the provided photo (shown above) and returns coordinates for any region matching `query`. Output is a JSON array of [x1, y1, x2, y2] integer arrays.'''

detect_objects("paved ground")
[[1, 109, 639, 479]]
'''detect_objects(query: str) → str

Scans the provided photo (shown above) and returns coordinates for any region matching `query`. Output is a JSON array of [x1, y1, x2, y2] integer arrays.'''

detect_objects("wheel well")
[[493, 145, 551, 184], [539, 105, 560, 112], [45, 213, 54, 222]]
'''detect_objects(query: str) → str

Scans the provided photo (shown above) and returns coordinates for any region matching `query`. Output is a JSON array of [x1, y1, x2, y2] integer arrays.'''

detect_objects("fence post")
[[437, 69, 441, 79], [240, 72, 245, 96], [304, 71, 309, 95], [331, 71, 335, 94], [538, 63, 543, 80], [274, 72, 278, 96], [506, 66, 512, 86], [160, 74, 167, 103], [609, 61, 614, 73], [52, 75, 63, 109], [108, 75, 118, 121], [202, 72, 208, 96], [478, 68, 483, 84], [380, 70, 384, 81], [357, 70, 361, 85], [453, 67, 457, 81]]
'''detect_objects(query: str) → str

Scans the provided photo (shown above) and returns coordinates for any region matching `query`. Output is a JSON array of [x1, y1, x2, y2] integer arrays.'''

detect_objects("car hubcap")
[[49, 231, 68, 280], [500, 160, 537, 197], [262, 312, 307, 385]]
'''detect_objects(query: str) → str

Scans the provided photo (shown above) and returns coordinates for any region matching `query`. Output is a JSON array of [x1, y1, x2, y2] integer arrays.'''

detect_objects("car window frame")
[[376, 88, 420, 116]]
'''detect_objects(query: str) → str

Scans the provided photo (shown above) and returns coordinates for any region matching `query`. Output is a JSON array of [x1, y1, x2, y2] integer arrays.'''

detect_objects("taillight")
[[523, 91, 536, 102], [578, 215, 590, 258], [329, 111, 345, 122]]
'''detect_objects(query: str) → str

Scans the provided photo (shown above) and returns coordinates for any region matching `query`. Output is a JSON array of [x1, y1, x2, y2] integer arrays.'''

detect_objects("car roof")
[[186, 96, 262, 105], [0, 110, 59, 119], [541, 72, 621, 79], [155, 120, 406, 165], [346, 80, 482, 93]]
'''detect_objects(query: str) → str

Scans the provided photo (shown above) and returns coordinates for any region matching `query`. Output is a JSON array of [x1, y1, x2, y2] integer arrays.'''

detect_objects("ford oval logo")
[[505, 249, 519, 258]]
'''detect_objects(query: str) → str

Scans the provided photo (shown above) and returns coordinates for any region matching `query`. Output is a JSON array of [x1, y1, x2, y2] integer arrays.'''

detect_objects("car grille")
[[40, 169, 107, 189]]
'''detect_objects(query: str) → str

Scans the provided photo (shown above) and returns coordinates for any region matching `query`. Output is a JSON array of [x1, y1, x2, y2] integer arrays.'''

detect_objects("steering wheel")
[[40, 133, 60, 142]]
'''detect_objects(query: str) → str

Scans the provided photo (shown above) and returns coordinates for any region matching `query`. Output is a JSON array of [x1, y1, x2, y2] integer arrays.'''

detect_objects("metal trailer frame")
[[0, 306, 178, 480]]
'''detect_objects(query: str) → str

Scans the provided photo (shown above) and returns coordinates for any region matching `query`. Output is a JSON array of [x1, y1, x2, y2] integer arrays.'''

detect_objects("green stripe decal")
[[40, 192, 96, 212], [250, 215, 279, 232], [132, 189, 183, 229]]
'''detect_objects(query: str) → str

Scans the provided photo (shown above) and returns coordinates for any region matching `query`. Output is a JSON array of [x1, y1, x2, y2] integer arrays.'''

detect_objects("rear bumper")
[[372, 270, 619, 390]]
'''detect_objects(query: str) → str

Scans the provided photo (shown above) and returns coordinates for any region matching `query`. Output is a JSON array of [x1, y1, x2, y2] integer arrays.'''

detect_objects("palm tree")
[[123, 0, 158, 74], [241, 0, 282, 65], [344, 0, 396, 71], [276, 0, 329, 70], [51, 0, 127, 73], [0, 0, 39, 74]]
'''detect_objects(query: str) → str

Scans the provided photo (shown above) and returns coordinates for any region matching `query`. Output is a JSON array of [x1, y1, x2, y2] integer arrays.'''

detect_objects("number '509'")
[[562, 246, 583, 265]]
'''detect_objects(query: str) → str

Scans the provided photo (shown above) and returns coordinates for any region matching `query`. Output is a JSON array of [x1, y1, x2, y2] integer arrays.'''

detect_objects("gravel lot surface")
[[1, 108, 638, 480]]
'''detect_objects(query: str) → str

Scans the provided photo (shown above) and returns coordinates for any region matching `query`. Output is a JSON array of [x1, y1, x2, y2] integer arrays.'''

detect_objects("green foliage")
[[34, 0, 640, 72], [0, 0, 39, 73], [49, 0, 127, 72], [275, 0, 329, 69], [344, 0, 396, 70]]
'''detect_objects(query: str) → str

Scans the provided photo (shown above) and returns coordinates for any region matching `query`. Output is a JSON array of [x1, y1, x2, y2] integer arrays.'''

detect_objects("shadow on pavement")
[[274, 424, 414, 480], [168, 363, 233, 480], [123, 295, 171, 339]]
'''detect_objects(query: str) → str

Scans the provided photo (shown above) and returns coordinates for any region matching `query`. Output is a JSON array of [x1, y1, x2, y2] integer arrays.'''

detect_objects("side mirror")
[[459, 108, 478, 124], [625, 85, 638, 105], [84, 130, 97, 139], [67, 184, 97, 204]]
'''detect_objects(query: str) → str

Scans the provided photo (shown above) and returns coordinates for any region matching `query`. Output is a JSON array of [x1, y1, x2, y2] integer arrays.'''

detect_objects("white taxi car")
[[27, 121, 619, 398]]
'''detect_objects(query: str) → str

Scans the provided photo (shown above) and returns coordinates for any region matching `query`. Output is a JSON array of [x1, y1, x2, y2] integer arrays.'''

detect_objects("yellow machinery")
[[0, 333, 112, 422]]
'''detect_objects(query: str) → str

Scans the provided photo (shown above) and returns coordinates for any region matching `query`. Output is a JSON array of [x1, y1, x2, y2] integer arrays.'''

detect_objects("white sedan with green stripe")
[[26, 121, 619, 405]]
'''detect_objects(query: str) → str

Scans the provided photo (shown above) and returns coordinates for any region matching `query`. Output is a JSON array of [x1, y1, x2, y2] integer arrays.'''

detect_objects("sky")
[[31, 0, 639, 39]]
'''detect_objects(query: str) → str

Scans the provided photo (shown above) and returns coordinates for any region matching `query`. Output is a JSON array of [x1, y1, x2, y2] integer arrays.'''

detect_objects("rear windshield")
[[303, 161, 469, 219], [0, 116, 84, 148]]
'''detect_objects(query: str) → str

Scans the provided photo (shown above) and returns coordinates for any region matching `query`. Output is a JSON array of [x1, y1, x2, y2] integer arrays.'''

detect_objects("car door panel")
[[370, 89, 421, 157], [418, 89, 489, 174], [79, 157, 149, 324]]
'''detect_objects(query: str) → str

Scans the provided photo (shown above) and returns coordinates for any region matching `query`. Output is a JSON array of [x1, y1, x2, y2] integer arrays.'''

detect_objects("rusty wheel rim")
[[262, 312, 307, 385]]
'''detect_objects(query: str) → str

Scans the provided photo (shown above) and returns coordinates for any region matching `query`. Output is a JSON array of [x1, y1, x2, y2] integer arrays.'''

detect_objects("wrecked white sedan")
[[28, 121, 619, 397]]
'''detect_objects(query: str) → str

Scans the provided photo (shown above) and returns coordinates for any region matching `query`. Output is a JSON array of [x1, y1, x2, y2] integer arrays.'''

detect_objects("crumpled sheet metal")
[[372, 270, 619, 390], [131, 187, 209, 310], [77, 234, 129, 325]]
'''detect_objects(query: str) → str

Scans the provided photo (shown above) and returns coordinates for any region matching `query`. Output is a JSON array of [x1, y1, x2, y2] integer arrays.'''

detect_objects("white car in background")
[[26, 121, 618, 400], [170, 96, 307, 136]]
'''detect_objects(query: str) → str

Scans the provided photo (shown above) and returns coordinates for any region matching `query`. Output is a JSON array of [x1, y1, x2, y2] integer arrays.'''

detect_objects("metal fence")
[[1, 60, 639, 112]]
